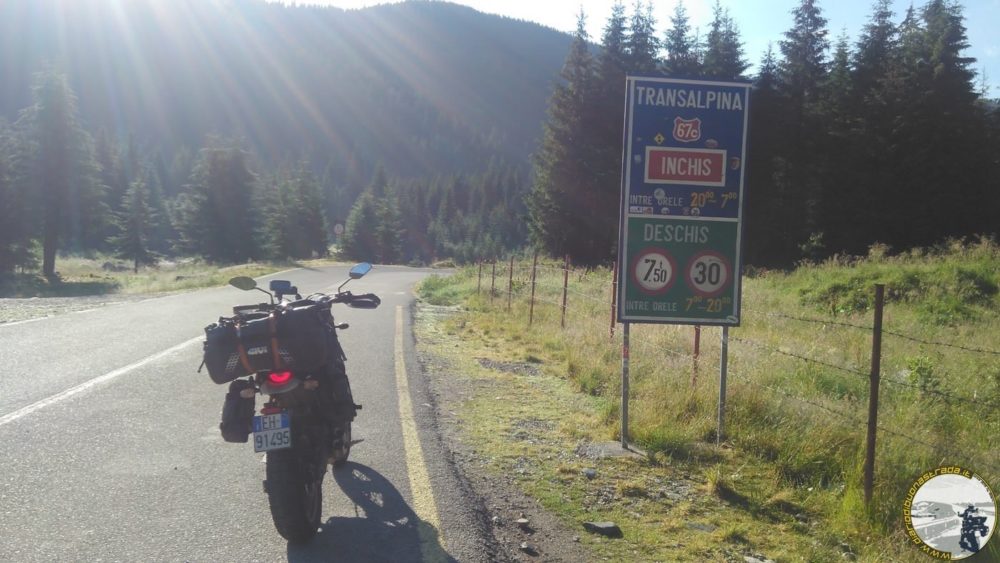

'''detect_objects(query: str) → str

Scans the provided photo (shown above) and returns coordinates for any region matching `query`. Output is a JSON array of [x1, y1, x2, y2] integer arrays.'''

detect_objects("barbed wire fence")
[[473, 254, 1000, 500]]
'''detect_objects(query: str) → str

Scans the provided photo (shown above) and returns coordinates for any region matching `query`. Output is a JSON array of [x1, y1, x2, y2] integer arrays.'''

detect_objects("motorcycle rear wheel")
[[265, 449, 322, 543]]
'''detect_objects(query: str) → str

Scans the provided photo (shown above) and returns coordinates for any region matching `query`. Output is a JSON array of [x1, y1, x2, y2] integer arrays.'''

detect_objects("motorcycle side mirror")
[[229, 276, 257, 291], [349, 263, 372, 279]]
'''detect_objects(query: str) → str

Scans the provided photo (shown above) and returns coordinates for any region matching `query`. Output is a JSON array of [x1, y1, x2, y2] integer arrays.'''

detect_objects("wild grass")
[[0, 253, 344, 297], [419, 239, 1000, 561]]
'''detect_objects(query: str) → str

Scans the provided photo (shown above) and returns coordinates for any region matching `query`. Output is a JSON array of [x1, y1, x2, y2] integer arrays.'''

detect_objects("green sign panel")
[[617, 75, 749, 325], [621, 217, 739, 324]]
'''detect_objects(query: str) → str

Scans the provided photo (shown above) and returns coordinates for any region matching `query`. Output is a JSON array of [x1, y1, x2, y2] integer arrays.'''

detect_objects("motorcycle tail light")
[[267, 371, 292, 386], [261, 405, 282, 415]]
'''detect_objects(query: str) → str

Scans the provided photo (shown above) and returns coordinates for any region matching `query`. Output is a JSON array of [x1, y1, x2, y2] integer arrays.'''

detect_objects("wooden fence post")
[[864, 284, 886, 505], [692, 325, 701, 387], [477, 261, 482, 295], [529, 251, 538, 326], [507, 256, 514, 312], [560, 254, 569, 329], [610, 260, 619, 338], [490, 261, 497, 303]]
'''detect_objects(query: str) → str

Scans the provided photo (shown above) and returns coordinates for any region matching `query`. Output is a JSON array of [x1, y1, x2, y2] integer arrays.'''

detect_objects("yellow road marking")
[[395, 305, 448, 559]]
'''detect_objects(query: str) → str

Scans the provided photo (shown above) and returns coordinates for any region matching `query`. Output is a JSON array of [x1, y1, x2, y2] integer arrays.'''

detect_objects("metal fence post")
[[477, 261, 482, 295], [717, 326, 729, 444], [529, 251, 538, 326], [560, 254, 569, 329], [864, 284, 886, 505], [621, 321, 630, 448]]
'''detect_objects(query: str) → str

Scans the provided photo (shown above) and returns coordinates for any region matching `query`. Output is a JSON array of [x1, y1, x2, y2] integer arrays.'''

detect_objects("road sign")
[[617, 76, 750, 325], [333, 223, 345, 236]]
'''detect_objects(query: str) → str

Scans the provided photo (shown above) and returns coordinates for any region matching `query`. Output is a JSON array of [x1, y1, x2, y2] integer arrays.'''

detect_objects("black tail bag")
[[203, 304, 329, 384]]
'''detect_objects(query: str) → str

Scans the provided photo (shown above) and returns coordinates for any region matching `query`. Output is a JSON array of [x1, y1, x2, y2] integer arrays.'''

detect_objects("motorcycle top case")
[[203, 304, 329, 384]]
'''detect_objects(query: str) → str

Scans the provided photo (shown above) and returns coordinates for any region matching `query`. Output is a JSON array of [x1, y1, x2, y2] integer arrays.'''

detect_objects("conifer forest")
[[0, 0, 997, 275]]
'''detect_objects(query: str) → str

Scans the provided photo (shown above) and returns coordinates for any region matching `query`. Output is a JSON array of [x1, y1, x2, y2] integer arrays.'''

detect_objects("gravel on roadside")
[[0, 294, 155, 324]]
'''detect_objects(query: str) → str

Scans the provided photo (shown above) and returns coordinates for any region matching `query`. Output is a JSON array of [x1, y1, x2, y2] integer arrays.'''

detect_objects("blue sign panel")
[[622, 77, 750, 219], [618, 76, 750, 326]]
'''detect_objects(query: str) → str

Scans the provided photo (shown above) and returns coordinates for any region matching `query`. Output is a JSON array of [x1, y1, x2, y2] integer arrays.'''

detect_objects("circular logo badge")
[[631, 248, 676, 295], [905, 466, 997, 559]]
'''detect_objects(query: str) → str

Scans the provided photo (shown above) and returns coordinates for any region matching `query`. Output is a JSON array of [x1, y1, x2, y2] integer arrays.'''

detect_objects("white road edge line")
[[0, 316, 52, 328], [0, 336, 202, 428]]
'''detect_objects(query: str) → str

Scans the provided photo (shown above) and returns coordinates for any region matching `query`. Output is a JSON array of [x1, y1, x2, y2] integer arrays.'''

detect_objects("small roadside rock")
[[515, 518, 531, 530], [582, 468, 597, 480], [582, 521, 623, 538], [519, 542, 537, 555], [744, 556, 776, 563]]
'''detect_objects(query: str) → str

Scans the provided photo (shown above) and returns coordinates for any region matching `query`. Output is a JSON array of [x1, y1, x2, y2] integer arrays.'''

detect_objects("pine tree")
[[818, 33, 864, 253], [744, 45, 791, 265], [528, 12, 614, 265], [776, 0, 830, 261], [0, 121, 32, 273], [110, 178, 158, 273], [15, 70, 102, 277], [173, 139, 258, 262], [853, 0, 898, 103], [625, 1, 659, 75], [338, 166, 403, 263], [288, 162, 329, 258], [661, 1, 701, 77], [702, 1, 749, 81], [906, 0, 986, 243], [847, 0, 899, 252], [339, 192, 379, 261]]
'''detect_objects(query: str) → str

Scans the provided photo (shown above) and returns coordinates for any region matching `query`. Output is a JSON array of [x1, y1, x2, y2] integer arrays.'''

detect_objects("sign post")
[[616, 76, 750, 445]]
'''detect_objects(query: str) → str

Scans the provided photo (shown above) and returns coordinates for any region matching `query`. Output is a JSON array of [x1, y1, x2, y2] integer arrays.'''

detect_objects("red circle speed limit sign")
[[685, 251, 731, 297], [631, 248, 677, 295]]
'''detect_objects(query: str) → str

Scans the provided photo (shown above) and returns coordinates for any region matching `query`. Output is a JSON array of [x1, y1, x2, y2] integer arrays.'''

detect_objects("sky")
[[267, 0, 1000, 97]]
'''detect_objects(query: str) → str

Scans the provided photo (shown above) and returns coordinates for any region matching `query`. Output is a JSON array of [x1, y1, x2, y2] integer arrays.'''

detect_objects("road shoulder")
[[413, 302, 595, 562]]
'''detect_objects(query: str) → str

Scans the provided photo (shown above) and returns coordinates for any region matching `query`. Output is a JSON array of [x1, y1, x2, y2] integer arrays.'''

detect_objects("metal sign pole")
[[717, 326, 729, 444], [621, 321, 630, 449]]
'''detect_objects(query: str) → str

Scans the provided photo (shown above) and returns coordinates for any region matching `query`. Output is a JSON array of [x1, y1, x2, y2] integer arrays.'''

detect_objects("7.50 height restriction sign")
[[617, 76, 750, 325]]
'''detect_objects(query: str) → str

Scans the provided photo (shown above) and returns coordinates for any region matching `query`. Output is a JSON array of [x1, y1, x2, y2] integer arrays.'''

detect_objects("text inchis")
[[635, 86, 743, 111]]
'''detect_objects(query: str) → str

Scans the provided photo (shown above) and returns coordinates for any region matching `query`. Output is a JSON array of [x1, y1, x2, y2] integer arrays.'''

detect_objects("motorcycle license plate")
[[252, 413, 291, 452]]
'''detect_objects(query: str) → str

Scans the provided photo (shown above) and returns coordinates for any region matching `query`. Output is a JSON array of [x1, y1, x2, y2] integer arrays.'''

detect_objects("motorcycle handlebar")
[[229, 291, 380, 318]]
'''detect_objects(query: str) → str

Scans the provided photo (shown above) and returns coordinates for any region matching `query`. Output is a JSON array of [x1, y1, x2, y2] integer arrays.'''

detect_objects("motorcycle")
[[202, 263, 380, 543]]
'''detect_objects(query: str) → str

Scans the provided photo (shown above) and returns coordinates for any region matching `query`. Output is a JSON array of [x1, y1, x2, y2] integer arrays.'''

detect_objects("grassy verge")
[[0, 254, 346, 298], [416, 239, 1000, 562]]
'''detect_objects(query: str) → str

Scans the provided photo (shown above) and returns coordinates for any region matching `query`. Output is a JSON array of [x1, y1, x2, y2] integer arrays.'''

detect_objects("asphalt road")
[[0, 265, 493, 562]]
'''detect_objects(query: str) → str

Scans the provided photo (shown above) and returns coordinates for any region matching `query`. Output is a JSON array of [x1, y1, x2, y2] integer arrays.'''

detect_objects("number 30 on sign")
[[632, 249, 677, 295], [686, 251, 731, 297]]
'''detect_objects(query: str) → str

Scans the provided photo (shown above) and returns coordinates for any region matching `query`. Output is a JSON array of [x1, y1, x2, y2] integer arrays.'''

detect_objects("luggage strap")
[[233, 323, 254, 374], [268, 312, 284, 370]]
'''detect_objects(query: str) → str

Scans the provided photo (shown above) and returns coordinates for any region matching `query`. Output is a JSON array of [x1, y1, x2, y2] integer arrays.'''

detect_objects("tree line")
[[530, 0, 1000, 267], [0, 69, 530, 276]]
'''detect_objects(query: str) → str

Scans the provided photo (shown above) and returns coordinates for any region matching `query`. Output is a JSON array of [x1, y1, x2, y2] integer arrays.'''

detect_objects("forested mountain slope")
[[0, 0, 571, 182]]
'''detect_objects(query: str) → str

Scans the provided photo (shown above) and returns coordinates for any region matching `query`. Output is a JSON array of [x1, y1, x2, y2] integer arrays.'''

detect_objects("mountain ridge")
[[0, 0, 573, 183]]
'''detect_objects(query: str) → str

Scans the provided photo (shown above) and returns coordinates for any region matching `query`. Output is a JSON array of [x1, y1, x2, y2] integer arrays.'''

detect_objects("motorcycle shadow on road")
[[287, 462, 456, 563]]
